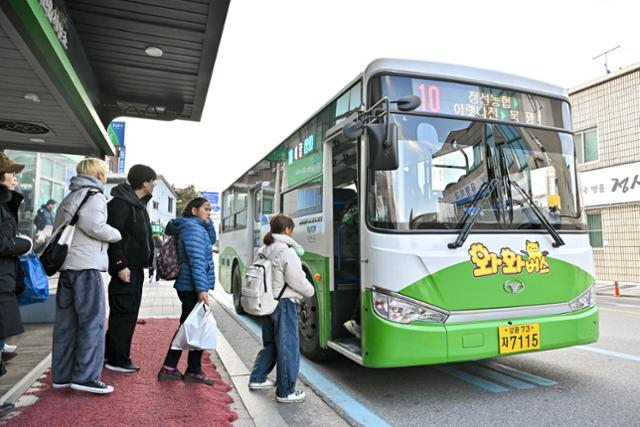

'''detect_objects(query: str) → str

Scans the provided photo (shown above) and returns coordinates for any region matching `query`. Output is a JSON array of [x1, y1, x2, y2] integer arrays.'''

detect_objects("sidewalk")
[[0, 277, 244, 426], [595, 281, 640, 298]]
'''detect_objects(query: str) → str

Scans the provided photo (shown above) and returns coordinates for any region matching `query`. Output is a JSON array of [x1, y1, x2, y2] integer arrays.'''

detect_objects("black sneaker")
[[105, 362, 140, 373], [0, 402, 14, 417], [70, 380, 114, 394]]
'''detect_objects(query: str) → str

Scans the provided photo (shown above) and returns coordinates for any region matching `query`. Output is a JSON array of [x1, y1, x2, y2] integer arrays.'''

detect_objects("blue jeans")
[[249, 299, 300, 398]]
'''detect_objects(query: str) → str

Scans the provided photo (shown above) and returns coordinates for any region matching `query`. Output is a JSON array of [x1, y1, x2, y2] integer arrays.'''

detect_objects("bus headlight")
[[569, 285, 596, 311], [372, 288, 449, 324]]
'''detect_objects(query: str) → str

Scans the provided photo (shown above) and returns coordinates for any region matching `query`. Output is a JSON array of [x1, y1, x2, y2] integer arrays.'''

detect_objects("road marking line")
[[578, 346, 640, 363], [479, 361, 558, 386], [462, 363, 536, 390], [435, 366, 509, 393], [212, 292, 393, 427], [598, 308, 640, 316]]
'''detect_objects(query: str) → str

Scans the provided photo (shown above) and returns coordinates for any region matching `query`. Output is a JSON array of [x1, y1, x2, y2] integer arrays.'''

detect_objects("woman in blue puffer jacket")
[[157, 197, 216, 385]]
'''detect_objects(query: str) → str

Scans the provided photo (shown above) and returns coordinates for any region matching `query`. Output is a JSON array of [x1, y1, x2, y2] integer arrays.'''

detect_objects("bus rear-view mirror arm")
[[342, 95, 420, 170]]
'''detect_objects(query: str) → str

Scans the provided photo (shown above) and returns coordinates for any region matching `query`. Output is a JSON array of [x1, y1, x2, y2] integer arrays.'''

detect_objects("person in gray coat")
[[51, 158, 121, 395]]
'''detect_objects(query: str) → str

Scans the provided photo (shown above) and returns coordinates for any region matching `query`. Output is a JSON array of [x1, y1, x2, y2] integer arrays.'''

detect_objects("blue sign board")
[[201, 191, 219, 206], [118, 146, 126, 173], [108, 121, 126, 147]]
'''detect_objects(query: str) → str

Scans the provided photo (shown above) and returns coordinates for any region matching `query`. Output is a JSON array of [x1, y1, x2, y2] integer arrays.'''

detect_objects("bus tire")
[[232, 264, 245, 314], [298, 273, 333, 362]]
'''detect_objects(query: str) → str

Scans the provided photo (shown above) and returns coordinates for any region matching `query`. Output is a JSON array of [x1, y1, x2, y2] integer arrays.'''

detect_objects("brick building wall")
[[569, 64, 640, 283]]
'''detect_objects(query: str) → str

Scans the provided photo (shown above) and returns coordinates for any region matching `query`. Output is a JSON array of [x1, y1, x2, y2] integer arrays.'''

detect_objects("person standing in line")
[[248, 214, 315, 403], [104, 164, 156, 373], [51, 158, 121, 394], [0, 153, 32, 380], [157, 197, 216, 385]]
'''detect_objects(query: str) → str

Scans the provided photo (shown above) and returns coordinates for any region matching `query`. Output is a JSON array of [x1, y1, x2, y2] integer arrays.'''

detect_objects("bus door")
[[250, 182, 274, 261], [330, 138, 361, 345]]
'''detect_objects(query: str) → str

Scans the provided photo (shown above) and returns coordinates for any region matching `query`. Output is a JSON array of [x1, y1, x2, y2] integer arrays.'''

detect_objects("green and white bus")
[[218, 59, 598, 368]]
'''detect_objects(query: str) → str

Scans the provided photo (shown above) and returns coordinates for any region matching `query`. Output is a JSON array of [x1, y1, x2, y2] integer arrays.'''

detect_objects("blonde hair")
[[76, 158, 108, 178]]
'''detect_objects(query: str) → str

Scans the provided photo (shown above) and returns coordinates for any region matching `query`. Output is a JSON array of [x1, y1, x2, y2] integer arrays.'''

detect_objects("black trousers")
[[163, 291, 203, 373], [105, 268, 144, 366]]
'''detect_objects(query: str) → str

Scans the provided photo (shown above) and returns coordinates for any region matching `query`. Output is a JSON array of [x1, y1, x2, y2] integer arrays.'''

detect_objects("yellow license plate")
[[498, 323, 540, 354]]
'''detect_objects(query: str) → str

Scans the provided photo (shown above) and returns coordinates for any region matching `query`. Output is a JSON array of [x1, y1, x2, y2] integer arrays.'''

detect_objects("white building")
[[105, 174, 177, 235]]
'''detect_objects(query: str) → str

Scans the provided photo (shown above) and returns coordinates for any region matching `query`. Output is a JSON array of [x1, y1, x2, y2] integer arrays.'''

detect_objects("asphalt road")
[[214, 289, 640, 427]]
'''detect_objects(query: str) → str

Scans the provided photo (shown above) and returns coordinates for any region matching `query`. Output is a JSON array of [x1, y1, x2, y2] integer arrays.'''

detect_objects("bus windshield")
[[367, 115, 584, 231]]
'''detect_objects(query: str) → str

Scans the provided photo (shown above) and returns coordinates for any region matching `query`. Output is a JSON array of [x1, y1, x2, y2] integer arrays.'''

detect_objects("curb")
[[211, 292, 372, 427], [215, 321, 285, 427], [0, 353, 51, 406]]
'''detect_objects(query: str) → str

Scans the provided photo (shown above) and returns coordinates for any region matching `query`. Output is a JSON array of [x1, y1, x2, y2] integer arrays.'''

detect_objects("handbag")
[[171, 301, 217, 351], [17, 252, 49, 305], [39, 190, 97, 276]]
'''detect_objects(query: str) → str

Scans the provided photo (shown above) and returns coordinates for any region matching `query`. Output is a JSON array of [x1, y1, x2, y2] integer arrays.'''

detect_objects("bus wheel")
[[232, 265, 245, 314], [298, 290, 333, 362]]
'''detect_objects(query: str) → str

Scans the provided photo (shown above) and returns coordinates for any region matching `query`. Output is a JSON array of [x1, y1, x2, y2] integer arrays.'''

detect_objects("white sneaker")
[[2, 344, 17, 353], [276, 390, 305, 403], [70, 380, 113, 394], [249, 379, 275, 390], [343, 320, 361, 338]]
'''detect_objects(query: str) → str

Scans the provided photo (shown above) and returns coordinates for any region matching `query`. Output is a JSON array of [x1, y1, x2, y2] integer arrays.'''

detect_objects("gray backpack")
[[241, 246, 289, 316]]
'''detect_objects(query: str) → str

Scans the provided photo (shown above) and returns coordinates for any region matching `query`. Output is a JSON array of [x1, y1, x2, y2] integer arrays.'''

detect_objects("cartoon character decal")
[[468, 241, 550, 278]]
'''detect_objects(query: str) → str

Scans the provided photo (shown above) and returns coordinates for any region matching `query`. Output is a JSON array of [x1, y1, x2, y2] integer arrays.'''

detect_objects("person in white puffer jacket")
[[248, 214, 314, 403]]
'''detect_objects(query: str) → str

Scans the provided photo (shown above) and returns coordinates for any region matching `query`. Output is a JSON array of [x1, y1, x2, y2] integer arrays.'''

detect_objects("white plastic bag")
[[170, 301, 217, 351]]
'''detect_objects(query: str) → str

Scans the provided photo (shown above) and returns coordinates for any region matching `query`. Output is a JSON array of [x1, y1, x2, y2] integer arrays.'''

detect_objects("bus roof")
[[364, 58, 568, 101]]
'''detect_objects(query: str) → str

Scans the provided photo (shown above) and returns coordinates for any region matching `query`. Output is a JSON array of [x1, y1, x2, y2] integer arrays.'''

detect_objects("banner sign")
[[117, 146, 126, 174], [579, 161, 640, 207], [201, 191, 219, 207], [108, 121, 126, 147]]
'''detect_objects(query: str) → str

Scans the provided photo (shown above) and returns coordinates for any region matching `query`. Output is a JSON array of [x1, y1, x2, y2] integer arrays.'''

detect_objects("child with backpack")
[[156, 197, 216, 385], [248, 214, 315, 403]]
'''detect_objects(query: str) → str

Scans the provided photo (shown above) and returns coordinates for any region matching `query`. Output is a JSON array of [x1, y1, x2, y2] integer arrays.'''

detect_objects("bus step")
[[330, 337, 362, 355]]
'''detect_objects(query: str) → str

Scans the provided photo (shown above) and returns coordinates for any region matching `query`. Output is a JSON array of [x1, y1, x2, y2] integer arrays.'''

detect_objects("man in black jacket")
[[104, 164, 156, 373]]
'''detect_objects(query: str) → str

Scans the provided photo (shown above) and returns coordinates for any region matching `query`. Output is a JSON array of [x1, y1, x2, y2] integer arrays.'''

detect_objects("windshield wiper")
[[448, 178, 498, 249], [509, 181, 565, 248], [496, 145, 565, 248]]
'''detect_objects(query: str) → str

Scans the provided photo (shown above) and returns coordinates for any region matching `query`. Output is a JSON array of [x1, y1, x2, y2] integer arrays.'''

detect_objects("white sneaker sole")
[[104, 363, 137, 373], [276, 396, 305, 403], [249, 382, 275, 390], [52, 383, 71, 389], [70, 383, 114, 394]]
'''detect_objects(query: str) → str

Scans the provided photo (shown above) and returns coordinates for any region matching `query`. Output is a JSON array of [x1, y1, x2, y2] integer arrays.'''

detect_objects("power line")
[[593, 46, 621, 74]]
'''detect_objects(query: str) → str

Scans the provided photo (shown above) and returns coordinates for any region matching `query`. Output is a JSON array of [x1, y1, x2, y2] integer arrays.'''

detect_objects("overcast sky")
[[123, 0, 640, 193]]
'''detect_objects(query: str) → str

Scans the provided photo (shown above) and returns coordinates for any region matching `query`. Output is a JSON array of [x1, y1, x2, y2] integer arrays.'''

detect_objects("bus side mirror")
[[368, 123, 399, 170]]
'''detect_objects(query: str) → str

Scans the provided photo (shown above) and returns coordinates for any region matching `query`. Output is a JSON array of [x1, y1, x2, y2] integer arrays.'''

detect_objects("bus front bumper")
[[360, 292, 599, 368]]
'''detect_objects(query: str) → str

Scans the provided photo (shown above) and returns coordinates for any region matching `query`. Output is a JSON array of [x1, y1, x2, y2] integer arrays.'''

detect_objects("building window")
[[168, 197, 174, 214], [153, 201, 159, 210], [575, 128, 598, 164], [586, 212, 603, 248]]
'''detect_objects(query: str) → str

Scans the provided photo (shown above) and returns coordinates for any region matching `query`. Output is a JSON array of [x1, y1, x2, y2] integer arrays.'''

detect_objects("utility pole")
[[593, 46, 621, 74]]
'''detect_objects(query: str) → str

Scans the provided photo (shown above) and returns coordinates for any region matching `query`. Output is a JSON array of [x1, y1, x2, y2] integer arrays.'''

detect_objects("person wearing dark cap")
[[0, 153, 32, 378], [104, 164, 156, 373]]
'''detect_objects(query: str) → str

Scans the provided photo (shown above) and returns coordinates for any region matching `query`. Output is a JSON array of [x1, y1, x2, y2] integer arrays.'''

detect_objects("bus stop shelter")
[[0, 0, 230, 156]]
